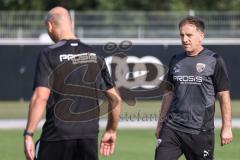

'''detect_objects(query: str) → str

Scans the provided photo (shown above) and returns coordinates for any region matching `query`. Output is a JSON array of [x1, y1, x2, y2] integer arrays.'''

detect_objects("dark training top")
[[165, 48, 230, 134], [33, 39, 115, 141]]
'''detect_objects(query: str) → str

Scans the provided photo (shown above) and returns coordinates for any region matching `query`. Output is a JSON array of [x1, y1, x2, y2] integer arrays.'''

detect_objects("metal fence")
[[1, 10, 240, 39]]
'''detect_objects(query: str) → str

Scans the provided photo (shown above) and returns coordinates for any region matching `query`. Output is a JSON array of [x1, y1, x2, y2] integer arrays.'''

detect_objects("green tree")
[[97, 0, 173, 10], [42, 0, 99, 11], [1, 0, 240, 11], [0, 0, 44, 10], [169, 0, 240, 11], [0, 0, 99, 11]]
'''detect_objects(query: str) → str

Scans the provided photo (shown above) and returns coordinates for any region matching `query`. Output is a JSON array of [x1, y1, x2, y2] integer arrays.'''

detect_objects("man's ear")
[[71, 21, 74, 31], [200, 31, 205, 41], [47, 21, 53, 33]]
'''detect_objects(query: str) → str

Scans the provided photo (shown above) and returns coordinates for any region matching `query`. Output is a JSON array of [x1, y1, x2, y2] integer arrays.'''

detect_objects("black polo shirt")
[[33, 39, 115, 141], [166, 48, 230, 134]]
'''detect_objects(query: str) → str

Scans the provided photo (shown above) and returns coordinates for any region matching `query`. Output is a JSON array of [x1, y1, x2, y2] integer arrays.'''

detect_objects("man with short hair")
[[24, 6, 121, 160], [155, 16, 233, 160]]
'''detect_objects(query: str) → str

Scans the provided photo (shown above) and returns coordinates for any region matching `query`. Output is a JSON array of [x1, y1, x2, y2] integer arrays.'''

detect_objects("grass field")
[[0, 101, 239, 160], [0, 129, 239, 160], [0, 100, 240, 119]]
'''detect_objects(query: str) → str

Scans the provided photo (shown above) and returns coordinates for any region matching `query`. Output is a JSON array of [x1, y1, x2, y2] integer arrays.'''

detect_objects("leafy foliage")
[[0, 0, 240, 11]]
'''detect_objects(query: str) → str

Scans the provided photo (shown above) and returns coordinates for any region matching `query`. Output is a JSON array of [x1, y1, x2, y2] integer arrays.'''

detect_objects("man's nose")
[[182, 35, 188, 42]]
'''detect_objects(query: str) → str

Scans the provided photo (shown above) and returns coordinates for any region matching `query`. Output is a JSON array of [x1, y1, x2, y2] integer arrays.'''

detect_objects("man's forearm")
[[106, 98, 121, 131], [25, 87, 50, 133], [158, 91, 173, 125], [25, 98, 47, 133], [218, 91, 232, 128], [104, 87, 122, 132]]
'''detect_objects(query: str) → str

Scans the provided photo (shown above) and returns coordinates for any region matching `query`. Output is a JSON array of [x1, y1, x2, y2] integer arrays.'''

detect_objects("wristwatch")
[[23, 130, 34, 137]]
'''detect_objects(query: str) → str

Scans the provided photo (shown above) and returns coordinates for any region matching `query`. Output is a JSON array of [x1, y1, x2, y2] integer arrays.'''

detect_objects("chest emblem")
[[196, 63, 206, 73]]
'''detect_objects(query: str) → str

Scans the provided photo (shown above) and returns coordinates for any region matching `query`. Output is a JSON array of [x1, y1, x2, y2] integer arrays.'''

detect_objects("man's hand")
[[24, 136, 35, 160], [220, 127, 233, 146], [155, 122, 163, 139], [100, 130, 117, 156]]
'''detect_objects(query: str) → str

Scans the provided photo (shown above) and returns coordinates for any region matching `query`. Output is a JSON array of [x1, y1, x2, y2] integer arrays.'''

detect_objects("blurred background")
[[0, 0, 239, 160]]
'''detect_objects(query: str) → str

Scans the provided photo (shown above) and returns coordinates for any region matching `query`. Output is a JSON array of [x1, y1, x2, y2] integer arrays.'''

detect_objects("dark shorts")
[[155, 126, 214, 160], [35, 139, 98, 160]]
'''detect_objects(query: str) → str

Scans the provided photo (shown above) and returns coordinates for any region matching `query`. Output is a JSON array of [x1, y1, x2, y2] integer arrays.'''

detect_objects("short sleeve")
[[33, 50, 52, 90], [99, 58, 115, 90], [213, 55, 230, 92]]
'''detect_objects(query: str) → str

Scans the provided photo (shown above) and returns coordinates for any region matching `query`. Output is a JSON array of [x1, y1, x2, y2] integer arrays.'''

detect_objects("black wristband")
[[23, 130, 34, 137]]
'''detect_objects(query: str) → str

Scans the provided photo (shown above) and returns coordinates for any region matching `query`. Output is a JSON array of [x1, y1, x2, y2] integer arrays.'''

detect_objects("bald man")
[[24, 7, 121, 160]]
